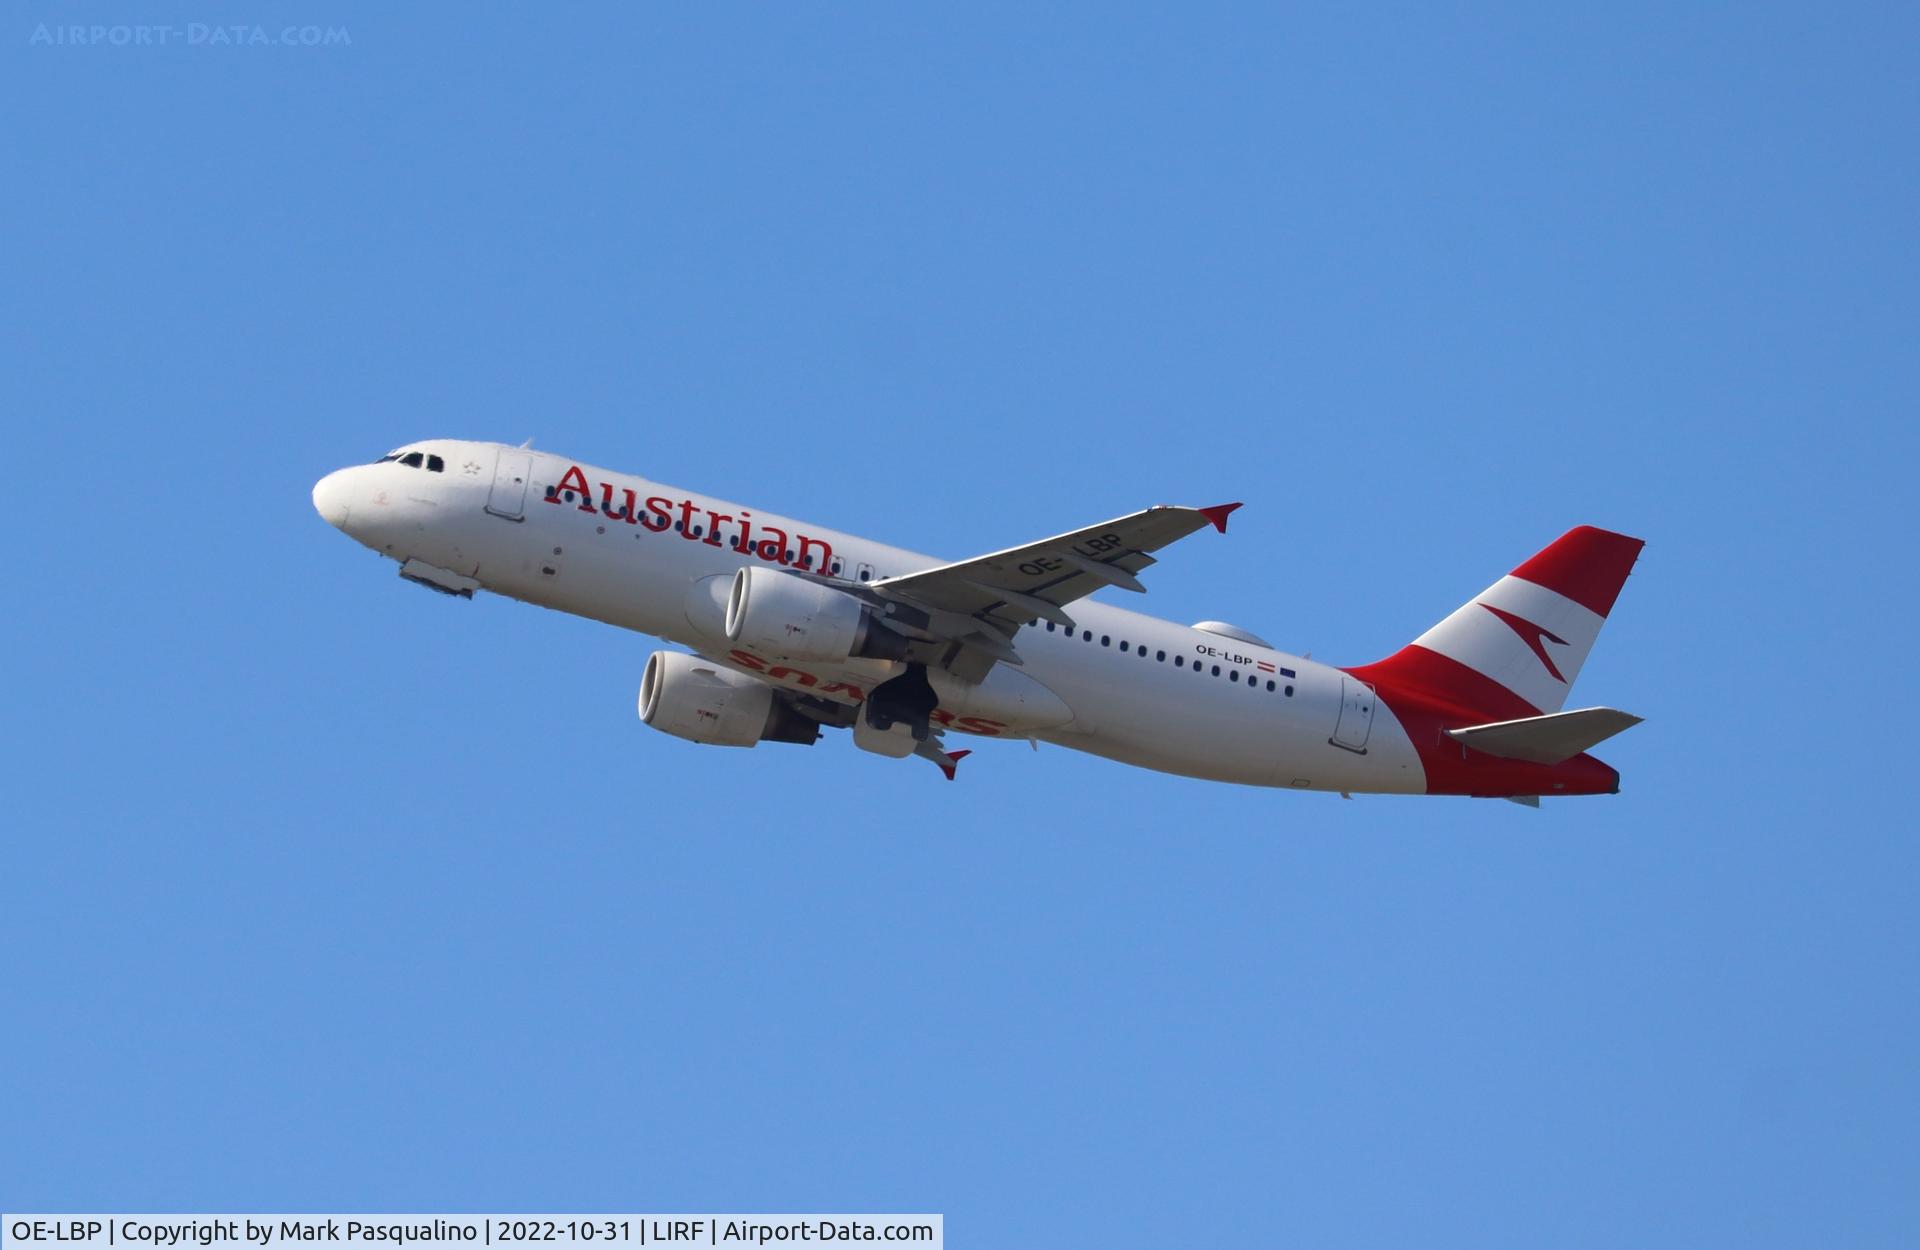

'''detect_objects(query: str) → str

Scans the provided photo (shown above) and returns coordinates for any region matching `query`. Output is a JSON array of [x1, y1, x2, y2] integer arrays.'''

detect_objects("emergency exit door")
[[486, 450, 532, 520]]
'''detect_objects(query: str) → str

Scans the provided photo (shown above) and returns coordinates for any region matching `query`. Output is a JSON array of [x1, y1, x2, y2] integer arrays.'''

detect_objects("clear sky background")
[[3, 4, 1916, 1246]]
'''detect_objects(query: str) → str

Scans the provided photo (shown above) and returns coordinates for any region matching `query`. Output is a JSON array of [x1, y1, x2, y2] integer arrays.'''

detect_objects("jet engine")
[[638, 650, 820, 747], [724, 566, 911, 662]]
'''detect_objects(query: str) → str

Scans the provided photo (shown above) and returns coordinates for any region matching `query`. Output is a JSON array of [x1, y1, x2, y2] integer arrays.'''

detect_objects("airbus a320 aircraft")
[[312, 441, 1645, 803]]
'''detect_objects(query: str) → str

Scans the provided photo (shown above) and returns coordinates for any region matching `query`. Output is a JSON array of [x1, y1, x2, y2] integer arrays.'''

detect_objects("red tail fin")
[[1348, 527, 1644, 720], [1509, 526, 1645, 619]]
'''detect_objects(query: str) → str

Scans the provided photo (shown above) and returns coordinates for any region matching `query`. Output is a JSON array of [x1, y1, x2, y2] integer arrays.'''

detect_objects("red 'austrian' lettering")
[[552, 465, 596, 513], [547, 464, 833, 572]]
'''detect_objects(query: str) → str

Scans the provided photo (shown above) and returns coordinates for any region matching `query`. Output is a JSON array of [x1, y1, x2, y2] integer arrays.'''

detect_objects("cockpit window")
[[373, 448, 446, 469]]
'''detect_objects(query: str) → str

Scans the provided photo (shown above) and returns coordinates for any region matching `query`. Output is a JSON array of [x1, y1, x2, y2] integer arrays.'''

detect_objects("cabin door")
[[486, 450, 532, 520], [1331, 676, 1375, 753]]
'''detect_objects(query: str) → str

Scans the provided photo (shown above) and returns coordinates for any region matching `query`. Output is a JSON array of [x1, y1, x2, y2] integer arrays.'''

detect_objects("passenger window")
[[427, 455, 445, 472], [1211, 665, 1220, 676], [1285, 685, 1294, 696], [1119, 641, 1129, 653], [401, 452, 424, 468], [1101, 635, 1110, 647], [1230, 671, 1239, 682], [1083, 631, 1092, 642], [1156, 650, 1166, 661], [1266, 680, 1276, 692], [1174, 656, 1184, 667]]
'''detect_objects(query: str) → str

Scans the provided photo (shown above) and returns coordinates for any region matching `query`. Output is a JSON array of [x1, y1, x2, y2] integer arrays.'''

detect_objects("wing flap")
[[872, 503, 1238, 634]]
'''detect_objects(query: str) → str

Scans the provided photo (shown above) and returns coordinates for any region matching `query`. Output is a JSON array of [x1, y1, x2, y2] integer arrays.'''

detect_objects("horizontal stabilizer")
[[1446, 707, 1643, 765]]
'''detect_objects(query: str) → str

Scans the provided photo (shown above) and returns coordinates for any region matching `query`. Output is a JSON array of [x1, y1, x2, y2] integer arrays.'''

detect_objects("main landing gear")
[[853, 664, 937, 758], [846, 664, 968, 780]]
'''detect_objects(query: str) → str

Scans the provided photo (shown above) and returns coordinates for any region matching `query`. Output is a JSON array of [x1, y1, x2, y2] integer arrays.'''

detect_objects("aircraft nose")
[[312, 469, 353, 530]]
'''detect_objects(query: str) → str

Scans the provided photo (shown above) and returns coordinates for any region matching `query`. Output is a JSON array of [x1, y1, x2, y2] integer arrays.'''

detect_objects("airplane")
[[311, 440, 1645, 802]]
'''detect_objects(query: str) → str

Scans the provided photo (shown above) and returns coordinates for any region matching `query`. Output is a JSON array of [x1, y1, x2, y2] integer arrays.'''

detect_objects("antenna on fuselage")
[[519, 437, 535, 449]]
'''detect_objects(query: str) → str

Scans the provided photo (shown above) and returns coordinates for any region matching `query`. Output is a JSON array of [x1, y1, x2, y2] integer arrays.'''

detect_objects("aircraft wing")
[[868, 502, 1241, 674]]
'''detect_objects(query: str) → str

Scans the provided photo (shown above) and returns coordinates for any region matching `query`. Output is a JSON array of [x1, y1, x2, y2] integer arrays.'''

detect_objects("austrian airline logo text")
[[548, 463, 838, 573]]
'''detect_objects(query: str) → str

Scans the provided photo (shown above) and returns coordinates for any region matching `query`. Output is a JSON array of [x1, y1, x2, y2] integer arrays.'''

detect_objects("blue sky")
[[3, 3, 1916, 1245]]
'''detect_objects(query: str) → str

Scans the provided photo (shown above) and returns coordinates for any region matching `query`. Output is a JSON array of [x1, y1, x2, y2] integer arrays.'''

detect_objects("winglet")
[[938, 749, 971, 781], [1198, 502, 1243, 534]]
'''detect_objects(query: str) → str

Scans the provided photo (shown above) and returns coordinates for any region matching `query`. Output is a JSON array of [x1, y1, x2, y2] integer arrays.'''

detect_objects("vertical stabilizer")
[[1347, 526, 1644, 718]]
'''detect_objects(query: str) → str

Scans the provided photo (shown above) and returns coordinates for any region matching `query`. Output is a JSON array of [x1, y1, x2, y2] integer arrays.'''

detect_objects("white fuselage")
[[314, 440, 1427, 793]]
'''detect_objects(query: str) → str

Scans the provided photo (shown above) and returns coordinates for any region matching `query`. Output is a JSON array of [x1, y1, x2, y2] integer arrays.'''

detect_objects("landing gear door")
[[487, 449, 532, 520], [1331, 676, 1375, 754]]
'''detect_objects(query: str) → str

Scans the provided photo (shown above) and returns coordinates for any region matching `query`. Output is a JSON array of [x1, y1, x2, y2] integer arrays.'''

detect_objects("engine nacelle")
[[638, 650, 819, 747], [725, 565, 909, 662]]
